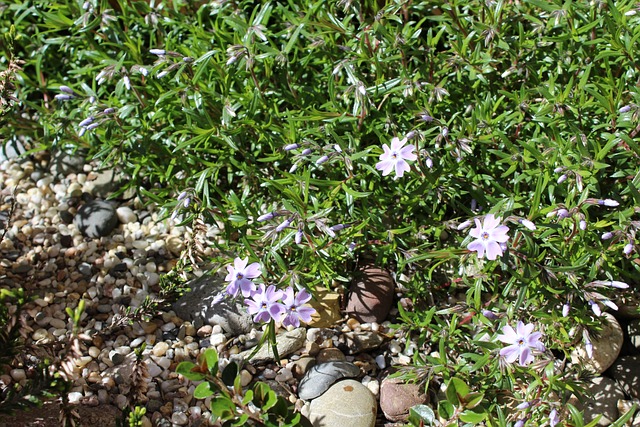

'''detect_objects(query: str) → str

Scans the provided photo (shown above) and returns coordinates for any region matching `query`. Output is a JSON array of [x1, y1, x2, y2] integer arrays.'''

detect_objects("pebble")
[[153, 342, 170, 357], [10, 369, 26, 382]]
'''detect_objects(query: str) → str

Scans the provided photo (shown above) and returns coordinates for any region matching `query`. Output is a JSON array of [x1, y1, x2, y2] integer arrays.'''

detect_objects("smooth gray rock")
[[74, 200, 118, 238], [49, 149, 86, 178], [307, 379, 376, 427], [610, 355, 640, 399], [240, 328, 306, 363], [172, 273, 253, 336], [298, 361, 361, 401], [0, 138, 25, 162]]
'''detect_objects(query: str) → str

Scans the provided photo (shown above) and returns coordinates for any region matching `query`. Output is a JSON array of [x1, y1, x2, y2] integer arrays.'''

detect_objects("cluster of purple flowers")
[[224, 257, 315, 327]]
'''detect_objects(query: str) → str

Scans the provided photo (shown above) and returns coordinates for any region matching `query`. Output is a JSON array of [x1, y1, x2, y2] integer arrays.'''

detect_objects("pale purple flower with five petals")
[[225, 257, 261, 297], [375, 137, 417, 178], [497, 321, 546, 366], [467, 214, 510, 260], [281, 288, 316, 328], [244, 284, 284, 323]]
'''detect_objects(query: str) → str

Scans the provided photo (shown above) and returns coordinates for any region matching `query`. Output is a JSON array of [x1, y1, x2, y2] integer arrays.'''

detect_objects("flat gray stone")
[[336, 331, 384, 354], [74, 200, 118, 238], [49, 149, 86, 178], [610, 355, 640, 399], [307, 379, 376, 427], [298, 361, 361, 401], [240, 328, 306, 363], [172, 273, 253, 336], [0, 138, 25, 162], [573, 376, 626, 425]]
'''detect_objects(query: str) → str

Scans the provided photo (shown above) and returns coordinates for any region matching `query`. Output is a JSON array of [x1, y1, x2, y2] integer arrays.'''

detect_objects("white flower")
[[375, 137, 417, 178], [466, 214, 510, 260]]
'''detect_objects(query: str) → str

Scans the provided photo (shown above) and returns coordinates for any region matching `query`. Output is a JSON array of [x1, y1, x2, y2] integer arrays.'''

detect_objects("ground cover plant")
[[2, 0, 640, 425]]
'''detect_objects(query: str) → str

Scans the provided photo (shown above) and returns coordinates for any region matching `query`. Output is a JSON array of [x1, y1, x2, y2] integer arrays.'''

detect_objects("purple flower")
[[466, 214, 510, 260], [557, 208, 569, 219], [497, 321, 545, 366], [224, 257, 261, 297], [295, 229, 303, 244], [301, 148, 313, 156], [375, 137, 417, 178], [177, 191, 188, 201], [103, 107, 116, 114], [553, 166, 564, 173], [579, 219, 587, 230], [557, 174, 567, 184], [601, 231, 614, 240], [280, 287, 316, 328], [514, 420, 525, 427], [244, 284, 284, 323], [329, 223, 347, 233], [284, 143, 300, 151]]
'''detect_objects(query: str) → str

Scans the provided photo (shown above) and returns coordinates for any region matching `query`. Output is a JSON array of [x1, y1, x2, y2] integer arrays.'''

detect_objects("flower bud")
[[123, 75, 131, 90], [553, 166, 564, 173], [425, 157, 433, 168], [420, 114, 434, 122], [54, 94, 73, 101], [557, 174, 567, 184], [295, 229, 303, 244], [59, 85, 75, 95], [275, 218, 292, 232], [457, 220, 472, 230], [519, 219, 536, 231], [562, 303, 570, 317], [301, 148, 313, 156], [79, 116, 94, 128], [103, 107, 115, 114], [557, 208, 569, 218], [441, 127, 449, 137], [619, 105, 632, 113], [257, 211, 277, 222], [406, 130, 416, 139], [589, 300, 601, 316], [347, 241, 357, 251], [598, 199, 619, 207], [579, 220, 587, 230], [183, 197, 191, 208], [585, 339, 593, 358], [601, 231, 614, 240], [284, 143, 300, 151], [149, 48, 166, 55], [86, 122, 100, 130], [481, 309, 498, 320], [516, 401, 531, 410], [315, 155, 329, 166], [624, 243, 634, 255]]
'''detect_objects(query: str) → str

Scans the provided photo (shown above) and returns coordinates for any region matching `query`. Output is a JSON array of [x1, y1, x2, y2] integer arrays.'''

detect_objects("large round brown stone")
[[346, 265, 394, 323]]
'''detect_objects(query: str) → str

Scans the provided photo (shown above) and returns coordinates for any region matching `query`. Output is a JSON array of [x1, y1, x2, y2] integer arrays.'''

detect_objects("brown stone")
[[308, 289, 342, 328], [346, 265, 394, 323], [317, 348, 346, 363], [380, 377, 429, 422]]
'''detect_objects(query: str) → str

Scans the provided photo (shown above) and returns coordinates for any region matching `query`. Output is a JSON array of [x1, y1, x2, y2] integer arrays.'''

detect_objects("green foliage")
[[176, 348, 312, 426], [3, 0, 640, 424]]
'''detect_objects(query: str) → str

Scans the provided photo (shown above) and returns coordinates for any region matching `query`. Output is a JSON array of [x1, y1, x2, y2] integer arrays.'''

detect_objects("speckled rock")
[[172, 273, 252, 336], [240, 328, 306, 363], [307, 380, 376, 427], [571, 313, 623, 374], [572, 376, 626, 425], [74, 200, 119, 238], [380, 377, 428, 422], [346, 265, 394, 323], [610, 355, 640, 399]]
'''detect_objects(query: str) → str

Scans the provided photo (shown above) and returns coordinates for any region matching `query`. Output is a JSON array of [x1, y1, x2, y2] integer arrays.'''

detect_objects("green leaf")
[[176, 361, 204, 381], [210, 396, 236, 420], [203, 348, 219, 376], [194, 381, 215, 399], [459, 409, 486, 424], [221, 362, 238, 387], [438, 401, 455, 421], [408, 404, 436, 426]]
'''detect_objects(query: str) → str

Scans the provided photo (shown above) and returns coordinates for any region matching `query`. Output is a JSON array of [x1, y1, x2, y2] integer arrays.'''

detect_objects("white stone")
[[116, 206, 137, 224]]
